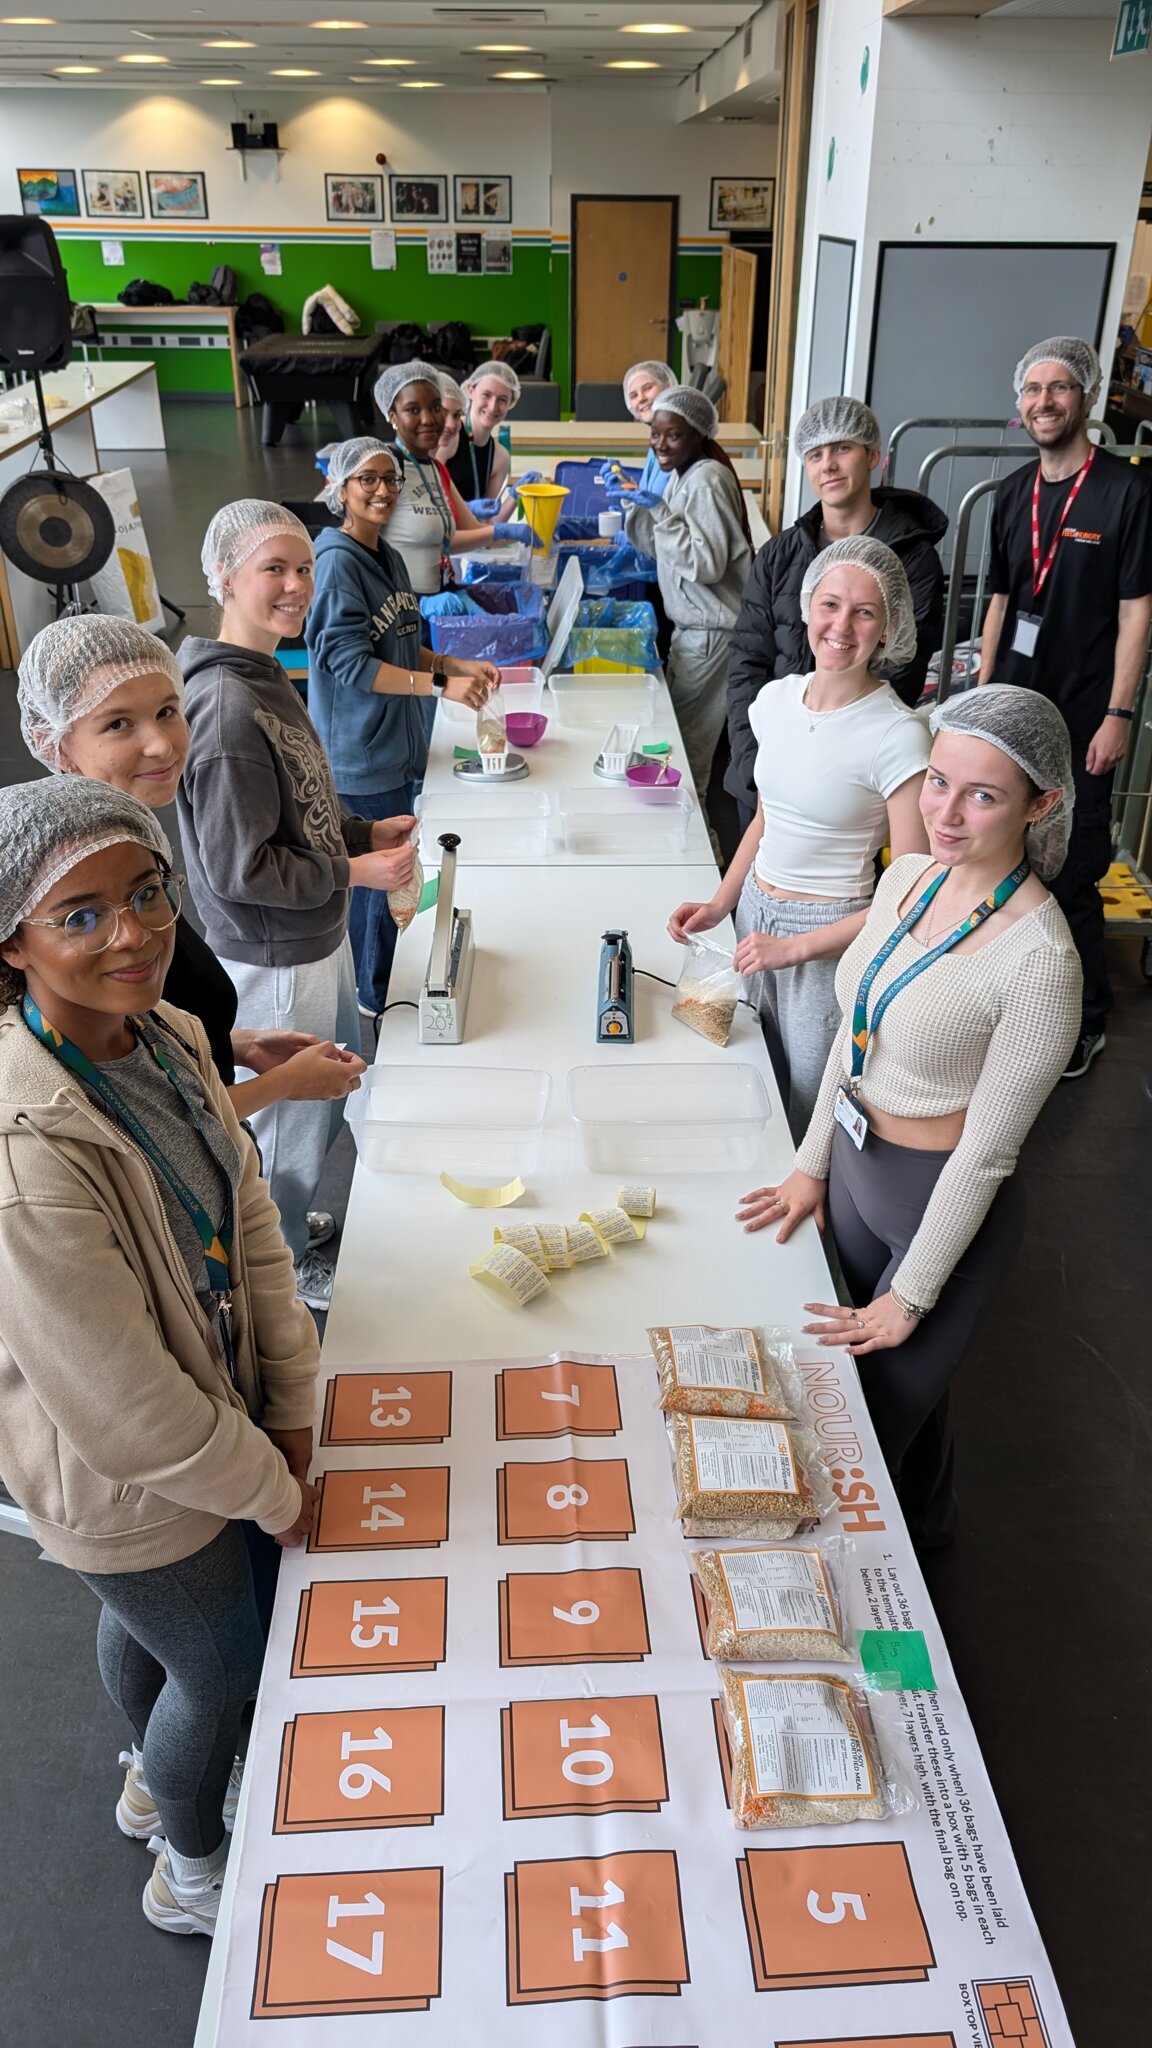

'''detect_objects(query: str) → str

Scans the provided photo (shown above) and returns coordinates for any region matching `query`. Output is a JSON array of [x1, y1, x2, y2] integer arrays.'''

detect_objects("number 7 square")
[[275, 1707, 445, 1833], [496, 1362, 622, 1439], [497, 1459, 635, 1544], [505, 1850, 689, 2003], [737, 1843, 935, 1991], [309, 1467, 450, 1551], [251, 1868, 443, 2019], [499, 1569, 650, 1666], [321, 1371, 453, 1446]]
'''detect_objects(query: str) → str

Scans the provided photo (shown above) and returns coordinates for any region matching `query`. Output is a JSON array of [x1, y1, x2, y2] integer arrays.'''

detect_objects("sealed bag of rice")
[[649, 1322, 794, 1420], [721, 1670, 904, 1830], [694, 1543, 854, 1663], [669, 1413, 828, 1539]]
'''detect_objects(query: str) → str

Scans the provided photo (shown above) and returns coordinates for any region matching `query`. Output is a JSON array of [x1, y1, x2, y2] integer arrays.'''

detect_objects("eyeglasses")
[[23, 874, 184, 954], [350, 471, 401, 492], [1021, 380, 1076, 399]]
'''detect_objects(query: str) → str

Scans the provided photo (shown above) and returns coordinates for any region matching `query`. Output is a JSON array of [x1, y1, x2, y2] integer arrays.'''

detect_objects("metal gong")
[[0, 471, 115, 584]]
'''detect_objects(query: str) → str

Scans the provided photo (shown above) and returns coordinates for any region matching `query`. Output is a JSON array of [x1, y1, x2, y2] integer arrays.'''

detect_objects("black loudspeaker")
[[0, 215, 72, 373]]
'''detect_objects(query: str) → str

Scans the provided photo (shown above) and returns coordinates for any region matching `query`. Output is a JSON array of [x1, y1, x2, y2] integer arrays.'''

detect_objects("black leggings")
[[827, 1124, 1026, 1544]]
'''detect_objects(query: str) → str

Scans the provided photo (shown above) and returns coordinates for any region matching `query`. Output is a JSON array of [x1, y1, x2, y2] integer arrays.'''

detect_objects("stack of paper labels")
[[470, 1187, 657, 1306]]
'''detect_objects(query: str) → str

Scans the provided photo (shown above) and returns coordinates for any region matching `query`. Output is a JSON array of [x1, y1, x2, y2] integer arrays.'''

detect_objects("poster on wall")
[[325, 173, 385, 223], [370, 228, 397, 271], [389, 175, 448, 224], [427, 232, 456, 276], [146, 171, 208, 220], [82, 170, 144, 219], [456, 232, 483, 275], [483, 234, 513, 276], [17, 168, 80, 219], [455, 176, 512, 225], [709, 176, 774, 232], [88, 469, 164, 634]]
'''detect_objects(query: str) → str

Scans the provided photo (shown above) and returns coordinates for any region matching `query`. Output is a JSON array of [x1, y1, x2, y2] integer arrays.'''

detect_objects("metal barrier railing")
[[884, 413, 1115, 485], [1135, 418, 1152, 447]]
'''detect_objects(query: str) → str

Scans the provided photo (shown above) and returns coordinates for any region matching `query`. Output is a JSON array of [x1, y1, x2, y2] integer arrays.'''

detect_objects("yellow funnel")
[[514, 481, 569, 552]]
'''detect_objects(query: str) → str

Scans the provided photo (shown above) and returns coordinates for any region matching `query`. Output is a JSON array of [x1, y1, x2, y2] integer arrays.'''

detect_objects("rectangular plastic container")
[[416, 789, 552, 863], [555, 785, 692, 856], [567, 1063, 771, 1174], [347, 1066, 552, 1179], [547, 673, 658, 730], [436, 665, 545, 725]]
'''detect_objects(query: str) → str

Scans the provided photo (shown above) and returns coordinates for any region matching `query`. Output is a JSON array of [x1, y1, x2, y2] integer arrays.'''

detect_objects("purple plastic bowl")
[[506, 712, 548, 749], [626, 759, 681, 788]]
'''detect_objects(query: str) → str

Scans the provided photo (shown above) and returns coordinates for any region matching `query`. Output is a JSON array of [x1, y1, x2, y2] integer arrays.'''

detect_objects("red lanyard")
[[1031, 449, 1094, 599]]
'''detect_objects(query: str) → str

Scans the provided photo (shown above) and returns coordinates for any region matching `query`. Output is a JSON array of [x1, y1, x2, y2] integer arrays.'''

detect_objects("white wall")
[[550, 83, 775, 239]]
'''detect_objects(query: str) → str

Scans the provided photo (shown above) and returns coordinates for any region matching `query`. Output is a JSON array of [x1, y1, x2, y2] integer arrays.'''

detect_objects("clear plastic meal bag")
[[386, 820, 424, 937], [671, 936, 745, 1048], [720, 1669, 917, 1830]]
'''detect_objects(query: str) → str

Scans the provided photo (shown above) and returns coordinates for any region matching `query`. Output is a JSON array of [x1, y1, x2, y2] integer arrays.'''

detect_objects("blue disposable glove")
[[467, 494, 503, 518], [420, 590, 483, 618], [596, 461, 617, 486], [609, 482, 661, 510], [513, 469, 543, 488], [494, 521, 545, 550]]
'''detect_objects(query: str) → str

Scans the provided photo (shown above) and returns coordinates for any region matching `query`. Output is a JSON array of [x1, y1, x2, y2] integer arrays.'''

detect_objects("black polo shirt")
[[986, 448, 1152, 743]]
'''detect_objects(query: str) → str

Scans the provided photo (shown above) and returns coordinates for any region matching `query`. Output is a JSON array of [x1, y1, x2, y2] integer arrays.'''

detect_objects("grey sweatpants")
[[219, 939, 360, 1259], [735, 869, 869, 1140], [666, 625, 732, 814]]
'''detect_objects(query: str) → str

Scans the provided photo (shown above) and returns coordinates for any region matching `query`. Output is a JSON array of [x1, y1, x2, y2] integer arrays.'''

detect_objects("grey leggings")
[[77, 1523, 267, 1857], [735, 870, 869, 1140], [827, 1123, 1026, 1545]]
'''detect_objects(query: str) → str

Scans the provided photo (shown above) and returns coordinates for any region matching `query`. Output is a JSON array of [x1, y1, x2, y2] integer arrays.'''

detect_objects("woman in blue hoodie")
[[306, 438, 497, 1016]]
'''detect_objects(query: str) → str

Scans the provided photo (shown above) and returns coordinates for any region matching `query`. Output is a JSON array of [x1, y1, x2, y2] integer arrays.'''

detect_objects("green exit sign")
[[1113, 0, 1150, 56]]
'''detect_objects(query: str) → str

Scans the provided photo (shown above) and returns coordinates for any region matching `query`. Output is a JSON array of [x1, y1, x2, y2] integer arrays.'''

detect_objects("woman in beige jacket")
[[0, 775, 320, 1939]]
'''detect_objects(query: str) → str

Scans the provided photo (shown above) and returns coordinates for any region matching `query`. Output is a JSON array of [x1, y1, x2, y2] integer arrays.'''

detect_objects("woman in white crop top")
[[737, 685, 1081, 1546], [669, 537, 930, 1134]]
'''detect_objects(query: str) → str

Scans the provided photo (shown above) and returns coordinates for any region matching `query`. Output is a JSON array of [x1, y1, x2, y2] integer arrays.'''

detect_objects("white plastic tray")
[[416, 790, 552, 863], [547, 673, 658, 730], [436, 665, 545, 725], [555, 784, 692, 856], [566, 1062, 771, 1174], [346, 1065, 552, 1178]]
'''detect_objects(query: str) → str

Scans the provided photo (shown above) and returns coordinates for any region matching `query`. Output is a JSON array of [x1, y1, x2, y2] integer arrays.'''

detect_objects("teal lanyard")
[[23, 995, 235, 1300], [849, 859, 1030, 1084], [395, 436, 454, 554]]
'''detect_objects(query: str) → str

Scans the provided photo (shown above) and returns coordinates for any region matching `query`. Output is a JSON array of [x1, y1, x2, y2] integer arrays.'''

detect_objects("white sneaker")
[[306, 1209, 335, 1248], [295, 1247, 335, 1310], [116, 1748, 160, 1841], [223, 1756, 244, 1835], [142, 1838, 225, 1937]]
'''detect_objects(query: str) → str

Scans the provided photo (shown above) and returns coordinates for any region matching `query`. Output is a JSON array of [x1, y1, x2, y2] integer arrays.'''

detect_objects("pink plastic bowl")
[[626, 759, 681, 788], [506, 712, 548, 748]]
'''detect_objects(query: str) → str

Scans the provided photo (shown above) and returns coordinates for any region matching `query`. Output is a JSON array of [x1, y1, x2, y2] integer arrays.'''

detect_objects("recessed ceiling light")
[[201, 75, 242, 84], [4, 15, 57, 22], [474, 42, 530, 51], [399, 78, 442, 87], [118, 51, 169, 62], [54, 61, 100, 71], [310, 17, 366, 26], [492, 68, 544, 78], [363, 55, 413, 65], [271, 66, 320, 75], [620, 21, 691, 31], [204, 38, 254, 47], [130, 26, 156, 35], [606, 58, 660, 67]]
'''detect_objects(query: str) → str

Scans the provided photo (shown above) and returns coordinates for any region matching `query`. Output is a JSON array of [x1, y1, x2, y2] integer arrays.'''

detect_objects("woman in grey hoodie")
[[611, 385, 753, 818]]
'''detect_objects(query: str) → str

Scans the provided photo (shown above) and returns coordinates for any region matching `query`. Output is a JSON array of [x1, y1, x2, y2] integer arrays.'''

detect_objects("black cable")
[[635, 968, 677, 990], [378, 999, 419, 1014]]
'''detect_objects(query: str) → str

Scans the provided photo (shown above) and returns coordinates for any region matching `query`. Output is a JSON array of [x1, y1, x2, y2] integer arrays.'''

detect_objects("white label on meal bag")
[[688, 1417, 796, 1495], [669, 1326, 761, 1391], [740, 1677, 873, 1798], [717, 1548, 837, 1636]]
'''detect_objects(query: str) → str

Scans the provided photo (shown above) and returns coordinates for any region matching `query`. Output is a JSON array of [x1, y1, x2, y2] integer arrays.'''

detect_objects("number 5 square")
[[275, 1707, 445, 1833], [497, 1459, 635, 1544], [499, 1569, 650, 1666], [309, 1467, 450, 1551], [738, 1842, 934, 1990], [505, 1850, 688, 2003], [251, 1868, 443, 2019]]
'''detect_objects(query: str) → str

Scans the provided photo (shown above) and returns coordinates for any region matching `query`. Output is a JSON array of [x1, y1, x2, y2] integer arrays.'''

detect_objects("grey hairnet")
[[18, 616, 183, 773], [623, 360, 676, 417], [374, 358, 447, 420], [651, 384, 718, 440], [201, 499, 314, 604], [793, 396, 881, 459], [321, 437, 399, 515], [1013, 336, 1101, 406], [438, 374, 466, 411], [799, 535, 918, 672], [0, 775, 172, 946], [929, 684, 1074, 881], [464, 358, 522, 406]]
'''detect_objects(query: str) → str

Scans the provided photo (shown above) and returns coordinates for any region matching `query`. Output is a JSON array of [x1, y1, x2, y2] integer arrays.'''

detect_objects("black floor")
[[1, 400, 1150, 2046]]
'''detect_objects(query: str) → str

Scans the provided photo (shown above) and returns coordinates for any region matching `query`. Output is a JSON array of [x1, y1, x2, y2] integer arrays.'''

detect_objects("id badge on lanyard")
[[1017, 451, 1095, 659], [833, 1084, 869, 1150]]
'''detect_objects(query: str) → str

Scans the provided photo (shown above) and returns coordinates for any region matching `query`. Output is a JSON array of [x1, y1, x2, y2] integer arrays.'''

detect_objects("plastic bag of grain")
[[693, 1541, 854, 1662], [387, 820, 424, 936], [649, 1322, 795, 1420], [720, 1670, 914, 1830], [669, 1413, 829, 1539], [670, 936, 745, 1047]]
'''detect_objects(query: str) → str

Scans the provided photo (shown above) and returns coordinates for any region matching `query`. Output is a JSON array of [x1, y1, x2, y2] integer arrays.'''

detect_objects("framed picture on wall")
[[82, 170, 144, 219], [454, 175, 512, 225], [389, 174, 448, 224], [709, 176, 775, 232], [147, 171, 208, 220], [325, 173, 385, 222], [17, 168, 80, 219]]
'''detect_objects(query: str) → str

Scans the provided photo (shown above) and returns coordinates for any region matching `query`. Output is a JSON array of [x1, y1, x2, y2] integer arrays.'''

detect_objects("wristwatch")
[[431, 666, 449, 693], [1104, 706, 1134, 720]]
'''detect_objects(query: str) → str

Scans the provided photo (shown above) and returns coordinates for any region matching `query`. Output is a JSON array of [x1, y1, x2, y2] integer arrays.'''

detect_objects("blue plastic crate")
[[552, 458, 642, 519]]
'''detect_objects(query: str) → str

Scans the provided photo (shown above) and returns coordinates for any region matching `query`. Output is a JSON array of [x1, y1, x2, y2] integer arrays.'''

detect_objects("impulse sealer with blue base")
[[596, 930, 633, 1042], [419, 834, 475, 1044]]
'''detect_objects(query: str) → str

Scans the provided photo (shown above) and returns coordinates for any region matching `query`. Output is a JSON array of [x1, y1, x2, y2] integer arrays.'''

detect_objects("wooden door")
[[763, 0, 820, 528], [571, 196, 678, 389], [717, 243, 759, 423]]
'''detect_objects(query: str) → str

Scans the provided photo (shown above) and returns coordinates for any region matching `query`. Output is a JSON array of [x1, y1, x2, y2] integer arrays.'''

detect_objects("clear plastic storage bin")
[[416, 790, 552, 863], [346, 1066, 552, 1178], [567, 1063, 771, 1173], [436, 665, 545, 725], [547, 673, 658, 730], [555, 785, 692, 856]]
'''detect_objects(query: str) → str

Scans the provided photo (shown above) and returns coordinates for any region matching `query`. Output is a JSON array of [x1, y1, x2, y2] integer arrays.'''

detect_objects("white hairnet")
[[373, 358, 446, 421], [651, 384, 718, 441], [201, 499, 314, 604], [622, 360, 675, 417], [930, 684, 1074, 881], [0, 774, 172, 946], [321, 437, 399, 515], [793, 396, 881, 459], [464, 358, 522, 406], [439, 374, 466, 411], [1013, 336, 1101, 406], [18, 616, 183, 773], [800, 535, 918, 672]]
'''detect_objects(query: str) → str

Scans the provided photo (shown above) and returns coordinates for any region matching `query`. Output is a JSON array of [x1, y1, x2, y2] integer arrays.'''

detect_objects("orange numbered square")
[[251, 1867, 442, 2019], [499, 1568, 650, 1667], [496, 1362, 622, 1440], [309, 1466, 450, 1552], [502, 1695, 668, 1818], [506, 1850, 688, 2004], [321, 1372, 452, 1447], [497, 1459, 635, 1545], [291, 1577, 447, 1677], [275, 1706, 445, 1833], [738, 1842, 934, 1992], [777, 2037, 956, 2048]]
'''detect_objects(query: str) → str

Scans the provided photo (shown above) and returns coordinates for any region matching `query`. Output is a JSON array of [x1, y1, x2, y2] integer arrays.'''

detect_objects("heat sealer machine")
[[596, 929, 634, 1042], [419, 833, 475, 1044]]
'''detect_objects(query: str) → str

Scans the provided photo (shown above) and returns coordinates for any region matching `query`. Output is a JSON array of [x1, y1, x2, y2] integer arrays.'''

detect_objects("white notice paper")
[[101, 240, 125, 267], [259, 242, 283, 277], [370, 227, 396, 271]]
